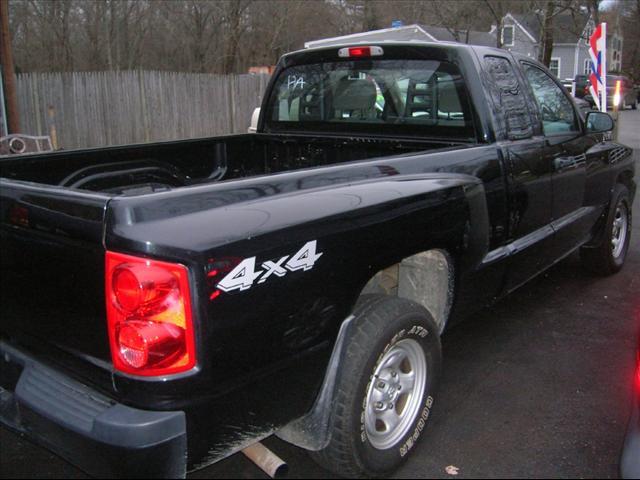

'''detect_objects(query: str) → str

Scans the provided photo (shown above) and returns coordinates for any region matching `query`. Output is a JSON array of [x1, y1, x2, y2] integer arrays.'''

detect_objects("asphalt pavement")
[[1, 110, 639, 479]]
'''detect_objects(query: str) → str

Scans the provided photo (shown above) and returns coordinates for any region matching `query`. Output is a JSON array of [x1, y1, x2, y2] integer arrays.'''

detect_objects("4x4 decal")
[[215, 240, 323, 294]]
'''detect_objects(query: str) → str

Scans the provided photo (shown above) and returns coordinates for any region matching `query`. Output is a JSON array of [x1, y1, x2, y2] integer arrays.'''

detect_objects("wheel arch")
[[616, 169, 636, 200], [359, 249, 456, 335]]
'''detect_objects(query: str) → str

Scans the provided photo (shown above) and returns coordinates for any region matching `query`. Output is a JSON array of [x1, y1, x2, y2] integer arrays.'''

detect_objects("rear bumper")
[[621, 400, 640, 479], [0, 340, 187, 478]]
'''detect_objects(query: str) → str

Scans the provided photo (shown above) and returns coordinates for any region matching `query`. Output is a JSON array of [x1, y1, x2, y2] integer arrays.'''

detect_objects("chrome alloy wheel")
[[612, 203, 629, 259], [364, 338, 427, 450]]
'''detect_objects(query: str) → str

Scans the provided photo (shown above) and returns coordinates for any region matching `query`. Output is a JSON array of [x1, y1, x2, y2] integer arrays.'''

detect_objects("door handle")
[[554, 157, 575, 171]]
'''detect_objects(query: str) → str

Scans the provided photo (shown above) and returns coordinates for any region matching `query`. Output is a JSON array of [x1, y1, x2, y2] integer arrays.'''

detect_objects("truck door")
[[482, 55, 556, 292], [520, 63, 608, 259]]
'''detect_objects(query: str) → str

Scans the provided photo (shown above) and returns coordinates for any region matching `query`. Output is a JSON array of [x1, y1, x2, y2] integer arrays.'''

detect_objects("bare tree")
[[1, 0, 19, 132], [163, 1, 222, 73], [3, 0, 603, 74], [218, 0, 252, 74], [535, 0, 593, 66], [587, 0, 601, 24], [431, 0, 480, 43], [25, 0, 77, 71], [80, 1, 108, 69], [616, 0, 640, 80], [483, 0, 512, 48]]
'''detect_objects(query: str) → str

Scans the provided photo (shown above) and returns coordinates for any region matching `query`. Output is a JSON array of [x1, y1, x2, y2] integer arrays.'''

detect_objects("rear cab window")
[[264, 57, 477, 141], [482, 55, 534, 140]]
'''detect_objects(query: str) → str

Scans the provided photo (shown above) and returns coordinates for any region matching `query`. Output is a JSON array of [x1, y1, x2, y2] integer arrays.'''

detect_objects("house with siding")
[[304, 24, 496, 49], [499, 12, 623, 82], [604, 23, 624, 73], [305, 15, 623, 85]]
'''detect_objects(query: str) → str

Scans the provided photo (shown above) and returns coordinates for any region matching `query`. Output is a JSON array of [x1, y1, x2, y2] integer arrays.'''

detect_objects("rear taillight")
[[105, 251, 196, 376]]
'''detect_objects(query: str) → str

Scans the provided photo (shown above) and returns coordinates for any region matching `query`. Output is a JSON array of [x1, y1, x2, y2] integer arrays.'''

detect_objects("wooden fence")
[[16, 70, 271, 150]]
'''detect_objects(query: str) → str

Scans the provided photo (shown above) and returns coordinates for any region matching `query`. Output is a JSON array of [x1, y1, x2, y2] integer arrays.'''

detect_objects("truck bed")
[[0, 131, 472, 400], [0, 133, 461, 195]]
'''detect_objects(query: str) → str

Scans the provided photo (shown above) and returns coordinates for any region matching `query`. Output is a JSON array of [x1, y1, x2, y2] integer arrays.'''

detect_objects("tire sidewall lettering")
[[399, 396, 433, 457]]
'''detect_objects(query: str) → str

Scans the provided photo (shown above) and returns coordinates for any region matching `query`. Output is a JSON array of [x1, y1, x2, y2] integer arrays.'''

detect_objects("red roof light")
[[337, 46, 384, 58], [350, 47, 371, 57]]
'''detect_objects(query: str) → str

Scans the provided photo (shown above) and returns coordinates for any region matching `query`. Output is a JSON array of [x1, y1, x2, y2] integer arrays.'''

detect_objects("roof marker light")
[[338, 46, 384, 58]]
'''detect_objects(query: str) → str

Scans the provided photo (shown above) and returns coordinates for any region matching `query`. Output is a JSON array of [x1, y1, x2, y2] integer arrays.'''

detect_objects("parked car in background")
[[621, 338, 640, 478], [585, 75, 638, 110], [573, 97, 594, 119], [573, 74, 589, 99]]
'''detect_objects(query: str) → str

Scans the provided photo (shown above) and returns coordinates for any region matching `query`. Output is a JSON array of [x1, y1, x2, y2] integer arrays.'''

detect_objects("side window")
[[502, 26, 514, 46], [522, 64, 579, 135], [483, 56, 533, 140], [549, 58, 560, 78]]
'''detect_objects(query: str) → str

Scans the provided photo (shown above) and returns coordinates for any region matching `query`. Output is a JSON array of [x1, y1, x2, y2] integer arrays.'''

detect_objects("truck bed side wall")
[[103, 144, 505, 466]]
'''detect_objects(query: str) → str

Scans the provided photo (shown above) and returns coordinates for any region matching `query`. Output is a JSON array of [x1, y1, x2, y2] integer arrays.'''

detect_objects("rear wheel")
[[310, 295, 441, 478], [580, 184, 632, 275]]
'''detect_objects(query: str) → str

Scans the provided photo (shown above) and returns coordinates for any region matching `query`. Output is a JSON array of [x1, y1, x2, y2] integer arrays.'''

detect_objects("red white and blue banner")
[[588, 22, 607, 112]]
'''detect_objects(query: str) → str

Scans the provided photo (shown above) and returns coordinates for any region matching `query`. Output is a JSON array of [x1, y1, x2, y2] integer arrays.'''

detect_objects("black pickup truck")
[[0, 42, 635, 478]]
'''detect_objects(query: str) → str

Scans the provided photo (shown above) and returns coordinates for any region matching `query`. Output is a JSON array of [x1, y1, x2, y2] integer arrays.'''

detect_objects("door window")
[[522, 64, 579, 135]]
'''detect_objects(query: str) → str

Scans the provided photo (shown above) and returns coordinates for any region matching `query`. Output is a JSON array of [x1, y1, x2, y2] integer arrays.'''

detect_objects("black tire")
[[580, 184, 632, 275], [632, 100, 638, 110], [310, 295, 442, 478]]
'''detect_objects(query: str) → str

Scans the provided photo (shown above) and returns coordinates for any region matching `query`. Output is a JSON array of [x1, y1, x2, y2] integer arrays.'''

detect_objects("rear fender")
[[275, 173, 489, 451]]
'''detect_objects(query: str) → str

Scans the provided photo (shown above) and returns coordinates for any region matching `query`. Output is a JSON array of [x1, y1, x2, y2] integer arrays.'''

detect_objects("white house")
[[305, 13, 624, 84], [304, 24, 496, 49], [500, 12, 623, 82]]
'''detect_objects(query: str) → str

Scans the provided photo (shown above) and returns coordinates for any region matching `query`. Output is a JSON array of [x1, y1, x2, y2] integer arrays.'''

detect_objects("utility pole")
[[0, 0, 19, 134]]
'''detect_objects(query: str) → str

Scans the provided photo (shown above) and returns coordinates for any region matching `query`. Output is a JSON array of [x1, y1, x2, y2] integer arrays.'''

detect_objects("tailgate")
[[0, 180, 113, 388]]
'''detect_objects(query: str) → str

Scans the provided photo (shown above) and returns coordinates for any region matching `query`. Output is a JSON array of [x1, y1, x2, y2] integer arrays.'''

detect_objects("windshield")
[[264, 59, 477, 141]]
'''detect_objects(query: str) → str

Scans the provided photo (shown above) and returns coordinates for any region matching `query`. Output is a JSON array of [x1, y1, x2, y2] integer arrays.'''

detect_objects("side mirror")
[[586, 111, 614, 133]]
